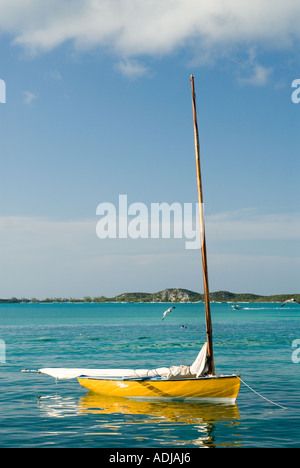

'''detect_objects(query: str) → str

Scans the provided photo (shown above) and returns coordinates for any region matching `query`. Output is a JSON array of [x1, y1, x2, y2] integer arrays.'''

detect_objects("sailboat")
[[24, 76, 241, 403]]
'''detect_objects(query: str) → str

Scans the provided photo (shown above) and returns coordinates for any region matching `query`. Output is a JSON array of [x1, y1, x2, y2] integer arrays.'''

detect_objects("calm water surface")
[[0, 302, 299, 448]]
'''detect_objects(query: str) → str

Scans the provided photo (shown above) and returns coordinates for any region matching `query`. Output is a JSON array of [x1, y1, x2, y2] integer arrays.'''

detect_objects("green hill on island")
[[1, 288, 299, 304]]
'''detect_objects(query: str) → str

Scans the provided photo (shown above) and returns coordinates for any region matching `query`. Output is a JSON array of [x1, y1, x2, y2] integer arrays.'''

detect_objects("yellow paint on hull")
[[78, 375, 240, 402]]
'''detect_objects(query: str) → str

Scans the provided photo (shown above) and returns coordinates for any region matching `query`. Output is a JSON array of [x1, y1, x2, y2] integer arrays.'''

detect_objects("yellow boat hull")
[[78, 375, 240, 403]]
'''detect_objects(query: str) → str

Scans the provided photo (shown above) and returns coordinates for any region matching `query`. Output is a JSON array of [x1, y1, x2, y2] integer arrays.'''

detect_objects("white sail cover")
[[38, 343, 208, 380]]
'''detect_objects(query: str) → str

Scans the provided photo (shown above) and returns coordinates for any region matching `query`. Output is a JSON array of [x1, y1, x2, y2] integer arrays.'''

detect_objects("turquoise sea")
[[0, 302, 300, 448]]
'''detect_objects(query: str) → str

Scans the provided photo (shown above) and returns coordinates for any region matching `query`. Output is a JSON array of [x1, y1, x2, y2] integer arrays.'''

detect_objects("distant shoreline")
[[1, 288, 299, 304]]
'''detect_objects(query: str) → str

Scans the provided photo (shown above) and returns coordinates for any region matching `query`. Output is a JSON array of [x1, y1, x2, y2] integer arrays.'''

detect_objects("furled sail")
[[37, 343, 208, 381]]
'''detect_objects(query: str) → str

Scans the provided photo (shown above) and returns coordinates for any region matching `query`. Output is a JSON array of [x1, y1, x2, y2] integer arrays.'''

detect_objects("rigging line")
[[238, 376, 287, 410]]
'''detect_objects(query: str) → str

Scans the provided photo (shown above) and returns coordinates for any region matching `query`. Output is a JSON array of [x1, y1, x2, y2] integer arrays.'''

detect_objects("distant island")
[[1, 288, 299, 304]]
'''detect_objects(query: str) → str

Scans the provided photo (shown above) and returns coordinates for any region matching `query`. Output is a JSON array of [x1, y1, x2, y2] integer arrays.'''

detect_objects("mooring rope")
[[238, 376, 287, 410]]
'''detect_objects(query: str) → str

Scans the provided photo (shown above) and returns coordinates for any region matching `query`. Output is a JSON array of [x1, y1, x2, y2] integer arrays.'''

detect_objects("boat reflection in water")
[[79, 392, 241, 448]]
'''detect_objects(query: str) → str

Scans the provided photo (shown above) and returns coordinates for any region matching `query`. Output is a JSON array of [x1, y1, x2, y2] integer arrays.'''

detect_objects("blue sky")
[[0, 0, 299, 298]]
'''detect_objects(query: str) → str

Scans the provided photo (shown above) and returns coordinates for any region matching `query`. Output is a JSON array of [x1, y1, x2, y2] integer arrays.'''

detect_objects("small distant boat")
[[23, 76, 241, 403], [231, 305, 242, 310]]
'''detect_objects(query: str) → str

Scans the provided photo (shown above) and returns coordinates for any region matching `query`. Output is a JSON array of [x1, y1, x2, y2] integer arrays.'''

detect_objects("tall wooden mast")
[[190, 75, 215, 375]]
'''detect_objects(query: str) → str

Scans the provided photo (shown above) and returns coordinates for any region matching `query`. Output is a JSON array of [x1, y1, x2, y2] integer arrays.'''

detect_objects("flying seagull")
[[162, 306, 175, 321], [281, 298, 300, 307]]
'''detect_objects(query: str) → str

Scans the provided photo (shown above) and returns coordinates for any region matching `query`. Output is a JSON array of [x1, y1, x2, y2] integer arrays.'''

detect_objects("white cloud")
[[23, 90, 38, 104], [115, 59, 149, 78], [238, 63, 273, 86], [206, 209, 300, 241], [236, 47, 273, 86], [44, 69, 62, 81], [1, 1, 300, 62], [208, 253, 300, 295], [0, 211, 298, 298]]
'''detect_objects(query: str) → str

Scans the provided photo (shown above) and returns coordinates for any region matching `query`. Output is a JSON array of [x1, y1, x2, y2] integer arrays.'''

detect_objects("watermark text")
[[96, 195, 203, 249], [0, 79, 6, 104], [0, 339, 6, 363], [291, 79, 300, 104]]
